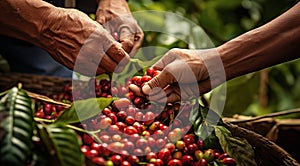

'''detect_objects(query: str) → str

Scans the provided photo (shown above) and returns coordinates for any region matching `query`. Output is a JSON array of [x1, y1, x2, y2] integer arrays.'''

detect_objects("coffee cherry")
[[222, 158, 237, 166], [80, 145, 90, 155], [136, 138, 148, 149], [117, 111, 127, 120], [102, 107, 112, 116], [125, 116, 135, 125], [35, 110, 45, 118], [108, 125, 120, 134], [127, 155, 139, 165], [218, 153, 230, 160], [99, 117, 112, 130], [121, 161, 131, 166], [126, 106, 137, 117], [196, 139, 204, 149], [157, 148, 171, 161], [99, 134, 111, 143], [194, 150, 204, 161], [133, 97, 143, 108], [123, 141, 135, 152], [146, 67, 155, 77], [124, 126, 138, 135], [187, 143, 198, 155], [107, 112, 118, 124], [144, 112, 155, 126], [91, 142, 102, 151], [167, 159, 182, 166], [131, 76, 142, 86], [135, 111, 144, 122], [86, 149, 99, 158], [203, 149, 214, 162], [165, 142, 176, 153], [173, 151, 183, 159], [83, 134, 94, 145], [181, 155, 193, 165], [141, 75, 152, 83], [112, 134, 122, 142], [156, 138, 167, 149], [112, 32, 119, 41], [110, 154, 123, 165], [133, 122, 144, 134], [92, 157, 106, 165], [198, 158, 208, 166], [133, 149, 144, 156], [43, 103, 53, 116], [105, 160, 114, 166], [183, 134, 195, 145]]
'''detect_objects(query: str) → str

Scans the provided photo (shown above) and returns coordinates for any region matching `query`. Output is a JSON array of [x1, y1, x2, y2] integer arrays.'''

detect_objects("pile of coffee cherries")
[[78, 68, 236, 166], [33, 67, 237, 166]]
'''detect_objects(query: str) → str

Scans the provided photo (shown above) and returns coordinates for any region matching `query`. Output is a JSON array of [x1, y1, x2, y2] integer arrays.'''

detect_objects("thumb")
[[142, 67, 176, 95]]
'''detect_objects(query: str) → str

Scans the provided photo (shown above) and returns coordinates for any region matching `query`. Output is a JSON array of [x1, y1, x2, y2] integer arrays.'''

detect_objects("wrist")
[[199, 48, 227, 89]]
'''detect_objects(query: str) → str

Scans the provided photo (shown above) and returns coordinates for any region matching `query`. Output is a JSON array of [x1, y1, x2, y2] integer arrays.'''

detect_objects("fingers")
[[119, 27, 134, 53], [144, 79, 211, 103], [151, 49, 179, 70], [142, 60, 183, 95], [119, 26, 144, 57], [142, 68, 176, 96], [104, 42, 130, 73], [129, 27, 144, 57], [128, 84, 144, 97]]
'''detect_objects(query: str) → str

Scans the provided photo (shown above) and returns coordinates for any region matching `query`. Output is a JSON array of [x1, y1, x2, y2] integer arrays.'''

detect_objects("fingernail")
[[142, 85, 151, 95]]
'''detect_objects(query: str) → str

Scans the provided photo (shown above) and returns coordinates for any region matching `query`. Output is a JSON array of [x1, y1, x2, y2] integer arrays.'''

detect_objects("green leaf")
[[39, 124, 84, 166], [0, 87, 34, 165], [189, 103, 201, 124], [214, 126, 257, 166], [55, 97, 114, 124]]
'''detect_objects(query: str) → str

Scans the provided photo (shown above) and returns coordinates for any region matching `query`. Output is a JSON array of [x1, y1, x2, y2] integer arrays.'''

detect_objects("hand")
[[96, 0, 144, 57], [130, 48, 226, 102], [40, 7, 131, 76]]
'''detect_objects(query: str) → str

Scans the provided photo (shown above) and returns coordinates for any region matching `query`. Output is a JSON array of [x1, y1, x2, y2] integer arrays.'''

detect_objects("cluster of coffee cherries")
[[128, 67, 161, 109], [33, 77, 128, 120], [34, 84, 74, 119], [32, 67, 237, 166], [78, 68, 236, 166], [80, 101, 236, 166]]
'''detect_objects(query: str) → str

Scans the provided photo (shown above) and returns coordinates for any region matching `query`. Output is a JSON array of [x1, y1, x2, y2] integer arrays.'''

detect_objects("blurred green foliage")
[[128, 0, 300, 117]]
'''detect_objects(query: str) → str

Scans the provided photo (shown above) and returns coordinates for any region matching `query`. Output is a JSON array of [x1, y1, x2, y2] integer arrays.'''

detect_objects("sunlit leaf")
[[55, 97, 114, 124]]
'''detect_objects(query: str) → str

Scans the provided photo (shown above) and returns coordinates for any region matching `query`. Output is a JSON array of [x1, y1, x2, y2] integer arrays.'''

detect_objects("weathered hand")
[[42, 8, 131, 76], [130, 48, 225, 102], [96, 0, 144, 57]]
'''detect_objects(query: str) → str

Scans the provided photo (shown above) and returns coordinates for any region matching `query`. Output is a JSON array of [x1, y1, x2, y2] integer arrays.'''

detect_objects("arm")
[[218, 2, 300, 81], [134, 2, 300, 102], [0, 0, 130, 76]]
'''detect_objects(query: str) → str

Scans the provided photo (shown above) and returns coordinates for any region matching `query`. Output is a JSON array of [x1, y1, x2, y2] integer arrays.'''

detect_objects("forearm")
[[217, 2, 300, 81], [0, 0, 56, 48], [0, 0, 99, 61]]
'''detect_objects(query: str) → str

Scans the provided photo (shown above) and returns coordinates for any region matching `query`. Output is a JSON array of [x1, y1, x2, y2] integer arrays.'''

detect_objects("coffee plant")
[[0, 68, 257, 166]]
